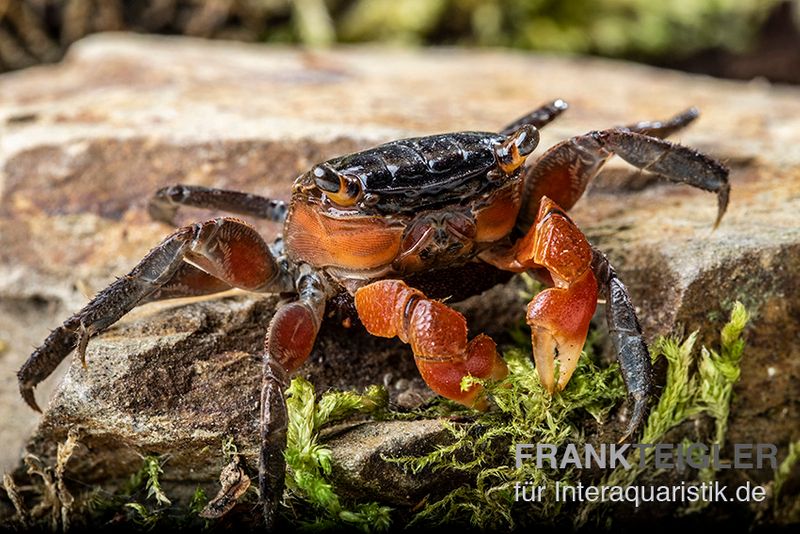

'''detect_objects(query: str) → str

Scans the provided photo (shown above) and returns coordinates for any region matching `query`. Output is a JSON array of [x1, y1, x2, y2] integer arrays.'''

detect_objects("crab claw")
[[526, 269, 598, 392]]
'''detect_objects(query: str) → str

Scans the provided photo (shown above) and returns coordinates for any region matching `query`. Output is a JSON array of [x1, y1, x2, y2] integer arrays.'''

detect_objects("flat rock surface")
[[0, 33, 798, 525]]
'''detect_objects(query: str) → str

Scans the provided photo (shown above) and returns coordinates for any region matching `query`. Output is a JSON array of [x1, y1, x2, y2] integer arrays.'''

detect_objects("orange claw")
[[527, 269, 597, 391], [515, 197, 598, 392], [355, 280, 507, 408]]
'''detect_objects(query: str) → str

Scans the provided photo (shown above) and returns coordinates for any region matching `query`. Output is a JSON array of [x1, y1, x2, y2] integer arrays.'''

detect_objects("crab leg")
[[136, 262, 234, 303], [148, 184, 288, 225], [512, 197, 653, 437], [17, 217, 292, 412], [354, 280, 508, 409], [517, 111, 729, 231], [500, 99, 569, 135], [260, 268, 327, 529], [621, 107, 699, 138], [591, 248, 653, 439]]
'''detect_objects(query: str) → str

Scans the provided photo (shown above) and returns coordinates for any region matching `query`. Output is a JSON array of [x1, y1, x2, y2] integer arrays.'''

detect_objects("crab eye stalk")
[[494, 124, 540, 175], [313, 165, 363, 207], [514, 124, 540, 156]]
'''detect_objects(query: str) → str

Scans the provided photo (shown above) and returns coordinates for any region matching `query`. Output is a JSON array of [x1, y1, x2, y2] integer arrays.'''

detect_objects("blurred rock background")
[[0, 0, 798, 84]]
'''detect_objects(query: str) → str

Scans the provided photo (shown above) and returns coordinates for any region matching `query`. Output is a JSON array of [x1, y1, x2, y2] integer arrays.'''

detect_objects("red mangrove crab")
[[18, 100, 729, 527]]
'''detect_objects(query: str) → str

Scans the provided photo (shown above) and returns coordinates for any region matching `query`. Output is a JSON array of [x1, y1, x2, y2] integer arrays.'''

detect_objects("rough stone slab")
[[21, 295, 436, 494], [0, 33, 798, 524], [323, 419, 457, 505]]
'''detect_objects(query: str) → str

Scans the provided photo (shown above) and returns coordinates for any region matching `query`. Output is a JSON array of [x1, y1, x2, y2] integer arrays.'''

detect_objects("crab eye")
[[327, 175, 363, 207], [313, 165, 340, 192], [494, 124, 540, 175]]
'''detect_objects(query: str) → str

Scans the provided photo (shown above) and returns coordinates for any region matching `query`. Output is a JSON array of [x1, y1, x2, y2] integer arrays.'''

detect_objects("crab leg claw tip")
[[620, 392, 650, 444], [19, 383, 41, 413], [529, 327, 558, 393], [530, 322, 588, 394], [714, 181, 731, 230]]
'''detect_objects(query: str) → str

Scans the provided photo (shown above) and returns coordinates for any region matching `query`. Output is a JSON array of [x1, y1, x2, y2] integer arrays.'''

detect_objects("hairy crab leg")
[[517, 111, 730, 232], [354, 280, 508, 409], [511, 197, 653, 438], [500, 98, 569, 135], [17, 217, 292, 412], [148, 184, 288, 226], [260, 268, 326, 530]]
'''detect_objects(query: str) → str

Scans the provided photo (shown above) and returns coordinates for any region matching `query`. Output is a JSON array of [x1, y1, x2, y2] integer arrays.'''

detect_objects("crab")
[[18, 99, 729, 527]]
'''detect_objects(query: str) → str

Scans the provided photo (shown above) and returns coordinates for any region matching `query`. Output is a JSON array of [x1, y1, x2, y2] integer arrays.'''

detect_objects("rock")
[[323, 419, 457, 505], [22, 294, 438, 493], [0, 33, 798, 527]]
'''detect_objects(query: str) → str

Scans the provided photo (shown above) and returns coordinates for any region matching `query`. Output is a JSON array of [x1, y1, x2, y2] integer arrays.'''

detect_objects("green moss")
[[698, 302, 749, 446], [276, 301, 757, 529], [388, 301, 752, 529], [283, 377, 392, 531], [579, 302, 749, 523], [78, 455, 176, 529], [222, 436, 240, 463], [118, 456, 174, 529], [137, 456, 171, 508], [123, 502, 163, 530], [774, 439, 800, 523], [387, 330, 625, 529], [187, 487, 209, 527], [77, 454, 213, 530]]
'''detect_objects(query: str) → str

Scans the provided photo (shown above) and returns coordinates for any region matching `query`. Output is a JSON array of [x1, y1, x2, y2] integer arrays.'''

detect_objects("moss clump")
[[387, 302, 751, 530], [130, 456, 172, 508], [388, 329, 624, 530], [283, 377, 392, 531], [581, 302, 749, 522], [276, 302, 755, 530], [77, 454, 210, 530]]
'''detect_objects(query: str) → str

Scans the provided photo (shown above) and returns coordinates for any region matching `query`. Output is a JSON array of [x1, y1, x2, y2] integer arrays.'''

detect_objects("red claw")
[[356, 280, 508, 409], [526, 269, 597, 392]]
